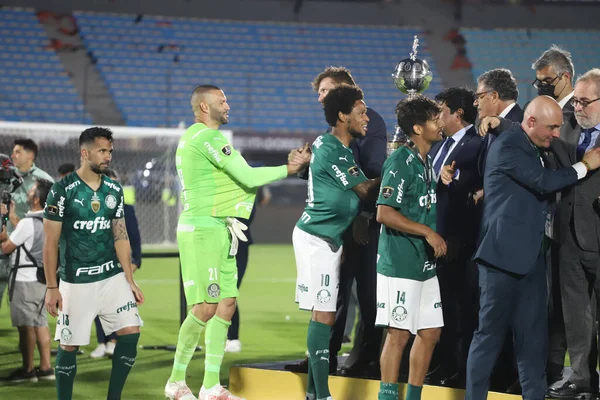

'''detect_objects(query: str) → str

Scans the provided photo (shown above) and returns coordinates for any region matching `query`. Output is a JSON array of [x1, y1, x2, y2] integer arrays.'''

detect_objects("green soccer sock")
[[203, 315, 230, 389], [406, 384, 423, 400], [169, 311, 206, 382], [107, 333, 140, 400], [55, 347, 77, 400], [378, 382, 399, 400], [307, 356, 316, 397], [307, 320, 331, 400]]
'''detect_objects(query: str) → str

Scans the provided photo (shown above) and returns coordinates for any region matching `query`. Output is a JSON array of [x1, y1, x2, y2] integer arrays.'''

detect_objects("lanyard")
[[406, 141, 433, 211]]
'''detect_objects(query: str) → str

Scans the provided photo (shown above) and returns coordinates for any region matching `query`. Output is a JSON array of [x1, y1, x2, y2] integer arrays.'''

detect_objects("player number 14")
[[396, 291, 406, 305]]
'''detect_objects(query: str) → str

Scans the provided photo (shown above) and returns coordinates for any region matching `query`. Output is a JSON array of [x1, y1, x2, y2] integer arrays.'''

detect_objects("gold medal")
[[91, 192, 101, 213]]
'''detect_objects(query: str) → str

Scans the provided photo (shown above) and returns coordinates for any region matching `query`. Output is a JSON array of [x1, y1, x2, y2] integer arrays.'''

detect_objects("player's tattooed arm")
[[112, 218, 129, 242]]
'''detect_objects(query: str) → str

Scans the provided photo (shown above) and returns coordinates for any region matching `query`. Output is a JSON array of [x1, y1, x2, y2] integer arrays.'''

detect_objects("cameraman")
[[0, 139, 53, 304], [0, 179, 54, 382]]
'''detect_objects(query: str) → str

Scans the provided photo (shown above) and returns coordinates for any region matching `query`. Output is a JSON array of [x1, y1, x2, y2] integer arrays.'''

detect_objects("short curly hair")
[[477, 68, 519, 102], [323, 84, 364, 127]]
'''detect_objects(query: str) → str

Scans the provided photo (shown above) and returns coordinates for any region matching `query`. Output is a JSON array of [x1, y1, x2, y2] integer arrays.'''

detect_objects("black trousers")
[[330, 221, 382, 366], [466, 258, 548, 400], [546, 240, 567, 379], [228, 241, 249, 341], [431, 245, 478, 377]]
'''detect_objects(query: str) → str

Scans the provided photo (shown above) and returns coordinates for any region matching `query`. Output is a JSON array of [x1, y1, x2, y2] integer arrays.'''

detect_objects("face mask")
[[537, 84, 557, 99]]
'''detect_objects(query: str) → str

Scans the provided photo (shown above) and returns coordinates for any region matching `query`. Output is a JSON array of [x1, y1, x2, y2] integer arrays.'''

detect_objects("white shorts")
[[54, 273, 143, 346], [292, 226, 342, 312], [375, 273, 443, 335]]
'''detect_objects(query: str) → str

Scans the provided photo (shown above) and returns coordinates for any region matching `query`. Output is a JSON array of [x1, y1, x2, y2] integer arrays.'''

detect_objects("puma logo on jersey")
[[50, 189, 56, 198], [339, 156, 348, 162], [417, 174, 424, 181], [74, 198, 84, 207], [389, 170, 398, 177]]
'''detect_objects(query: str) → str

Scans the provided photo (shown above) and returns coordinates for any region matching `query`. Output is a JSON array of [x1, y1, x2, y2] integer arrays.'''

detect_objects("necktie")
[[577, 128, 594, 161], [433, 137, 455, 177]]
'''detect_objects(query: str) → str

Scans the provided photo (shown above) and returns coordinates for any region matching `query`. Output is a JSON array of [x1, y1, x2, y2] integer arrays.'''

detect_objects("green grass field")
[[0, 244, 335, 399]]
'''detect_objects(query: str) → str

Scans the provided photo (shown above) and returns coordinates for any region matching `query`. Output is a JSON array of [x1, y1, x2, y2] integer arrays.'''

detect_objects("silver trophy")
[[388, 35, 433, 156]]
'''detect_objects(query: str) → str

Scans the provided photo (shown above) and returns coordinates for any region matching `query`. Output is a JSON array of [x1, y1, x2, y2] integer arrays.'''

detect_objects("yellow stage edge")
[[229, 365, 521, 400]]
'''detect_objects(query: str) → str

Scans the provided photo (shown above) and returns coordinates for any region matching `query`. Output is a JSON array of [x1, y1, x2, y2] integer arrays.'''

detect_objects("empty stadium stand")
[[0, 8, 91, 124], [462, 28, 600, 104], [75, 12, 443, 132]]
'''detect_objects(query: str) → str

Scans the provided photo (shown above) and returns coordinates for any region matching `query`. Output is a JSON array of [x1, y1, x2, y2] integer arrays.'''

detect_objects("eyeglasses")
[[570, 97, 600, 109], [532, 75, 561, 89], [474, 90, 493, 101]]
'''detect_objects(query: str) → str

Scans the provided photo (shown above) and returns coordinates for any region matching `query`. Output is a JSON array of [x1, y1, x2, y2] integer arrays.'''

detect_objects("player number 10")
[[321, 274, 330, 287]]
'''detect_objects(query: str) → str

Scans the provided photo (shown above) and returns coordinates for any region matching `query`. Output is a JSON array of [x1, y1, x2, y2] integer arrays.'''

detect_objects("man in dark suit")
[[531, 45, 576, 387], [547, 69, 600, 399], [425, 88, 482, 387], [472, 68, 523, 392], [286, 66, 386, 377], [452, 96, 600, 400]]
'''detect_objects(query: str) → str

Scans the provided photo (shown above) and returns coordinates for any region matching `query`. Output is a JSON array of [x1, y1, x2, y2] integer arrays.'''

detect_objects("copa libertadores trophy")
[[387, 35, 433, 156]]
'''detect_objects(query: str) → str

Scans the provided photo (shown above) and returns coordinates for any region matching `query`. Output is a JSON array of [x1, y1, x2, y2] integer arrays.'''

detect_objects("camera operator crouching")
[[0, 179, 55, 382]]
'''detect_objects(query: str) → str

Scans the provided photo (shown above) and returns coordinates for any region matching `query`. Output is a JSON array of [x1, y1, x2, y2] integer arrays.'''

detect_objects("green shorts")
[[177, 221, 239, 305]]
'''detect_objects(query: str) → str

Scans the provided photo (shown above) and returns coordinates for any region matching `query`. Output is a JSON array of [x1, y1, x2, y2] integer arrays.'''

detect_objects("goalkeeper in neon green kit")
[[165, 85, 310, 400]]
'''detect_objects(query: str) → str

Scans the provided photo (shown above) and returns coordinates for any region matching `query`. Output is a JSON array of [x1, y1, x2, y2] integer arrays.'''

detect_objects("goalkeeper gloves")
[[225, 217, 248, 256]]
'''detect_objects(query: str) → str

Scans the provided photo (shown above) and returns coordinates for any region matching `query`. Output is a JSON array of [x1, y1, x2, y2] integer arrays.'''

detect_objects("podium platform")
[[228, 359, 521, 400]]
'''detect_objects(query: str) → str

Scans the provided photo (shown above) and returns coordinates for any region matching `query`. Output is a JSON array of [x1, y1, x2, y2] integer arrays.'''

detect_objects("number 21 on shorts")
[[209, 268, 218, 281]]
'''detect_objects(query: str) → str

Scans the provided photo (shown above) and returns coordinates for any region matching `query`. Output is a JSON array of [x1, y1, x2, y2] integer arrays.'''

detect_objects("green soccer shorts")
[[177, 223, 239, 305]]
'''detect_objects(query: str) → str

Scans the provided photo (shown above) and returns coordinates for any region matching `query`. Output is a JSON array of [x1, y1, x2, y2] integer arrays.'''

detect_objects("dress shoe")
[[284, 356, 338, 374], [506, 379, 522, 395], [546, 381, 593, 399], [438, 373, 466, 389], [338, 360, 380, 379], [424, 367, 458, 386]]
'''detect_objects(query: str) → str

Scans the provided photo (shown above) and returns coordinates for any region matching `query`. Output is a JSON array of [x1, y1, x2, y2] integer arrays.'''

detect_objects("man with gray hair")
[[547, 69, 600, 399], [475, 68, 523, 189], [532, 45, 575, 110], [531, 45, 576, 387]]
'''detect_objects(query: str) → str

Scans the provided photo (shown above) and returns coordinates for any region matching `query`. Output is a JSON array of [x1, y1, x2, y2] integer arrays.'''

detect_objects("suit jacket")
[[429, 126, 483, 245], [551, 102, 600, 251], [477, 103, 524, 177], [350, 107, 387, 179], [474, 123, 579, 275]]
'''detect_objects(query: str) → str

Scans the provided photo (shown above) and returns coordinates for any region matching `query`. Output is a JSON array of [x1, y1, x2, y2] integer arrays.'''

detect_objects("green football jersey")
[[43, 172, 125, 284], [176, 123, 256, 225], [376, 146, 437, 281], [296, 134, 368, 249]]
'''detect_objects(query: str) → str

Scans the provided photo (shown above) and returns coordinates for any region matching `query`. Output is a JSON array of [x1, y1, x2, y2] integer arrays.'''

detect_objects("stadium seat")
[[0, 8, 89, 124], [74, 11, 439, 132], [462, 28, 600, 103]]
